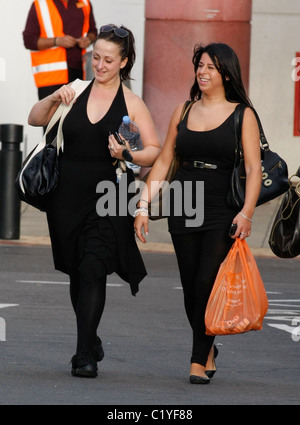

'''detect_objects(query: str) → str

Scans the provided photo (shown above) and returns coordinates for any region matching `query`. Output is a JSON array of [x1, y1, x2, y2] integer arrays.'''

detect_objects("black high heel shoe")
[[189, 374, 210, 385], [205, 345, 218, 379]]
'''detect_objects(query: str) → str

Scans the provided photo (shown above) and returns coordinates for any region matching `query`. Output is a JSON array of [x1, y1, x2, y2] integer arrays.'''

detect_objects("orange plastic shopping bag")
[[205, 238, 268, 336]]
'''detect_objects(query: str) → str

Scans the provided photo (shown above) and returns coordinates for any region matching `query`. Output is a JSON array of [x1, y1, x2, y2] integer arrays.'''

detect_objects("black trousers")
[[171, 228, 234, 366]]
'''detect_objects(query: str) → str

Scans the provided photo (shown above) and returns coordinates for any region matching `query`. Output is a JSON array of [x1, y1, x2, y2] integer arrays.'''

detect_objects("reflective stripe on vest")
[[32, 61, 68, 74], [31, 0, 91, 88], [37, 0, 55, 37]]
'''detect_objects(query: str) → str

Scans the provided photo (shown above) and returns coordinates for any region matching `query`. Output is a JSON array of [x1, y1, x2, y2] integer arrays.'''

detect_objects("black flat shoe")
[[205, 345, 218, 379], [93, 336, 104, 362], [189, 375, 210, 385], [71, 350, 98, 378]]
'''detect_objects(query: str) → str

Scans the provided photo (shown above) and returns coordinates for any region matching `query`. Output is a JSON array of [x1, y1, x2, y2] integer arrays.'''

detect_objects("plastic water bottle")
[[118, 116, 143, 172]]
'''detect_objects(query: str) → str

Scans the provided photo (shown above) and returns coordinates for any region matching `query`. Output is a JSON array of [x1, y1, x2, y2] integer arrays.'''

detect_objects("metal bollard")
[[0, 124, 23, 239]]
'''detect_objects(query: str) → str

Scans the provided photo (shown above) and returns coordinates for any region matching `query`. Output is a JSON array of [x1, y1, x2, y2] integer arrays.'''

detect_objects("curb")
[[0, 236, 280, 258]]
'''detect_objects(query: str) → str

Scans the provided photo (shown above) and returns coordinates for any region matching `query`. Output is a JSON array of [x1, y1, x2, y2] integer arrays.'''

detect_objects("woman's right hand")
[[51, 84, 76, 105], [134, 213, 149, 243]]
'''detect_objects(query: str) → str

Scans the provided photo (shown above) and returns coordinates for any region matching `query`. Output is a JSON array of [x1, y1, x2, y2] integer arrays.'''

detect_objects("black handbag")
[[268, 168, 300, 258], [17, 135, 60, 211], [16, 103, 67, 211], [16, 79, 90, 211], [226, 104, 289, 210]]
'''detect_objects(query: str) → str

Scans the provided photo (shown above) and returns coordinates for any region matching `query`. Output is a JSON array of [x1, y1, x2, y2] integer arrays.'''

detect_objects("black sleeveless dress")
[[168, 102, 239, 234], [46, 80, 146, 295]]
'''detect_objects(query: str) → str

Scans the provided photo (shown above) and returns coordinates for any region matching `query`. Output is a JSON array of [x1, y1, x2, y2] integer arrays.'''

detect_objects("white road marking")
[[0, 304, 19, 309], [16, 280, 123, 287], [266, 296, 300, 338]]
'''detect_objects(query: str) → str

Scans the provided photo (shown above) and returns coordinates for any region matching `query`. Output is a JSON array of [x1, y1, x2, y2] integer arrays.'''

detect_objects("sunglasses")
[[99, 25, 129, 39]]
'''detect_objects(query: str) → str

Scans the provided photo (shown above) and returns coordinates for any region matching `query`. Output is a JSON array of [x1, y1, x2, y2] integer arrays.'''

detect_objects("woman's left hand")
[[108, 134, 131, 160], [230, 213, 252, 240]]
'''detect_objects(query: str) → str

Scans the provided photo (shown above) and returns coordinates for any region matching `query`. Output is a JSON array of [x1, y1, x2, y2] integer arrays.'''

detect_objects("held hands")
[[77, 36, 93, 49], [56, 35, 78, 49], [56, 36, 92, 49]]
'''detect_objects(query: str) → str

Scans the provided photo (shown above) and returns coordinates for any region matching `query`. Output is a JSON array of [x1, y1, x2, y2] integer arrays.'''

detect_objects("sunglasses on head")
[[99, 25, 129, 38]]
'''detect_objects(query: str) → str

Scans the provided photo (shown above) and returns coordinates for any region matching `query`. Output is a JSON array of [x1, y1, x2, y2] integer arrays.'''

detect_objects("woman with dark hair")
[[28, 24, 161, 378], [135, 43, 262, 384]]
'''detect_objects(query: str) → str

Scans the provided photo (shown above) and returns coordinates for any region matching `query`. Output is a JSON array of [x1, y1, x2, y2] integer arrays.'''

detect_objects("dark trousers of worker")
[[171, 229, 234, 366]]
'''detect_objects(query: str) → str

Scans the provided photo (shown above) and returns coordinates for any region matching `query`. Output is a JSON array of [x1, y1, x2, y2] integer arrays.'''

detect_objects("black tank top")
[[168, 103, 238, 234], [62, 80, 128, 161]]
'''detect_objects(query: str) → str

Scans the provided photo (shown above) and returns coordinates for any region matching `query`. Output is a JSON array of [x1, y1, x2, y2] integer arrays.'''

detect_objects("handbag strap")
[[233, 104, 246, 164], [173, 101, 195, 158], [180, 100, 195, 122], [233, 103, 269, 162], [44, 79, 91, 153]]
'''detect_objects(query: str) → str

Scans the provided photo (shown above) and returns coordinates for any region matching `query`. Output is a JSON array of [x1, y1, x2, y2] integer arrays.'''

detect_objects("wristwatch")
[[122, 148, 133, 162]]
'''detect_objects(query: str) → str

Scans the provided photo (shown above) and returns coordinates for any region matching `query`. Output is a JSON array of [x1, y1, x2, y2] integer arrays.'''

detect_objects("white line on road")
[[16, 280, 123, 287]]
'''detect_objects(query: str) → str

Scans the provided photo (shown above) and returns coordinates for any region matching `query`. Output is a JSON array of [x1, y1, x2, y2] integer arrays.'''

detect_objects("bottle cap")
[[122, 115, 130, 124]]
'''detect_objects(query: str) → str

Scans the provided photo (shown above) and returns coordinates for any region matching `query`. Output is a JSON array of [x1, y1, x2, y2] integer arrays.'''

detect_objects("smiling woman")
[[27, 23, 161, 378], [134, 42, 262, 384]]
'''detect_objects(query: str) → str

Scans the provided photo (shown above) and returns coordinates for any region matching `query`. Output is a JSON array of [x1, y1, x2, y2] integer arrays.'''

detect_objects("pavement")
[[0, 197, 284, 257]]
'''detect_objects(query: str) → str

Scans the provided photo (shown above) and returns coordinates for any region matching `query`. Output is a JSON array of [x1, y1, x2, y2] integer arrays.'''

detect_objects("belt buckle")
[[204, 162, 217, 169], [193, 161, 205, 168]]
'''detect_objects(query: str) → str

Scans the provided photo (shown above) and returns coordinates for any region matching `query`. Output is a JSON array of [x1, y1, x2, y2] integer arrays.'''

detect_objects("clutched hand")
[[108, 133, 131, 160], [77, 36, 92, 49], [229, 212, 252, 240], [51, 84, 76, 106]]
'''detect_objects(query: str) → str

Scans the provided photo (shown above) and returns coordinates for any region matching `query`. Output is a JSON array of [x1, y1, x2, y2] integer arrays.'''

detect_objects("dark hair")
[[95, 24, 136, 81], [190, 43, 252, 106]]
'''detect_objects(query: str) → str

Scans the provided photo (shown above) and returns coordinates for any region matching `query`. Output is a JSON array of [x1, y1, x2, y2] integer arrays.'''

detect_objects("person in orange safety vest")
[[23, 0, 97, 100]]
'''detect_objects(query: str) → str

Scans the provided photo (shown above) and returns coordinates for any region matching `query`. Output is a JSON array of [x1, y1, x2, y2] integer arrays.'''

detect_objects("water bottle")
[[118, 116, 143, 172]]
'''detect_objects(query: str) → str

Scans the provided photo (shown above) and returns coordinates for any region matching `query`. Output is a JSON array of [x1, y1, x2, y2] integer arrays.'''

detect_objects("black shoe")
[[205, 345, 218, 379], [71, 350, 98, 378], [93, 336, 104, 362], [189, 375, 210, 385]]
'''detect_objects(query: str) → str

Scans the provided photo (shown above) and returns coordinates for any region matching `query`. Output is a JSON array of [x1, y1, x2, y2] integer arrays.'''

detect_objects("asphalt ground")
[[0, 245, 299, 408]]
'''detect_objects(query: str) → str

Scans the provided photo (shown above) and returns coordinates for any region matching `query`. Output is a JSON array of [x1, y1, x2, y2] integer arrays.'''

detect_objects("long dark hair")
[[190, 43, 252, 106], [95, 24, 136, 81]]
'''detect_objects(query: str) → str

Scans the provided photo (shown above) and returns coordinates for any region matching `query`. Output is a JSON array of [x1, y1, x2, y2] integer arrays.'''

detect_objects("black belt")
[[181, 160, 218, 169]]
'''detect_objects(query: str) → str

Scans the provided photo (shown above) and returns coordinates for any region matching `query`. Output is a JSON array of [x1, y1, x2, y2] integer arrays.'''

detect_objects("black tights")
[[171, 229, 234, 366], [69, 273, 107, 354]]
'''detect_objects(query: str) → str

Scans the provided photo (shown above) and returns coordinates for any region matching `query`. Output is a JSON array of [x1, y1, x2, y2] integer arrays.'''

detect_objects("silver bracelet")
[[239, 212, 253, 223], [134, 207, 149, 217]]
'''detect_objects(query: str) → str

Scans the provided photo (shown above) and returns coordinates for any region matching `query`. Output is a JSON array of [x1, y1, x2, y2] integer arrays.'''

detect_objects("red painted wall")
[[143, 0, 252, 143], [294, 52, 300, 137]]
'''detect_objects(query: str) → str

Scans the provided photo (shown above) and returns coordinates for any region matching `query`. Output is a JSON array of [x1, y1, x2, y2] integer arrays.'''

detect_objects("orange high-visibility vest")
[[31, 0, 91, 88]]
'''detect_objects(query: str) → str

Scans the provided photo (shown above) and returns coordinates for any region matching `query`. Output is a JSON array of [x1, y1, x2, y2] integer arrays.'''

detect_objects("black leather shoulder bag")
[[226, 104, 289, 210]]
